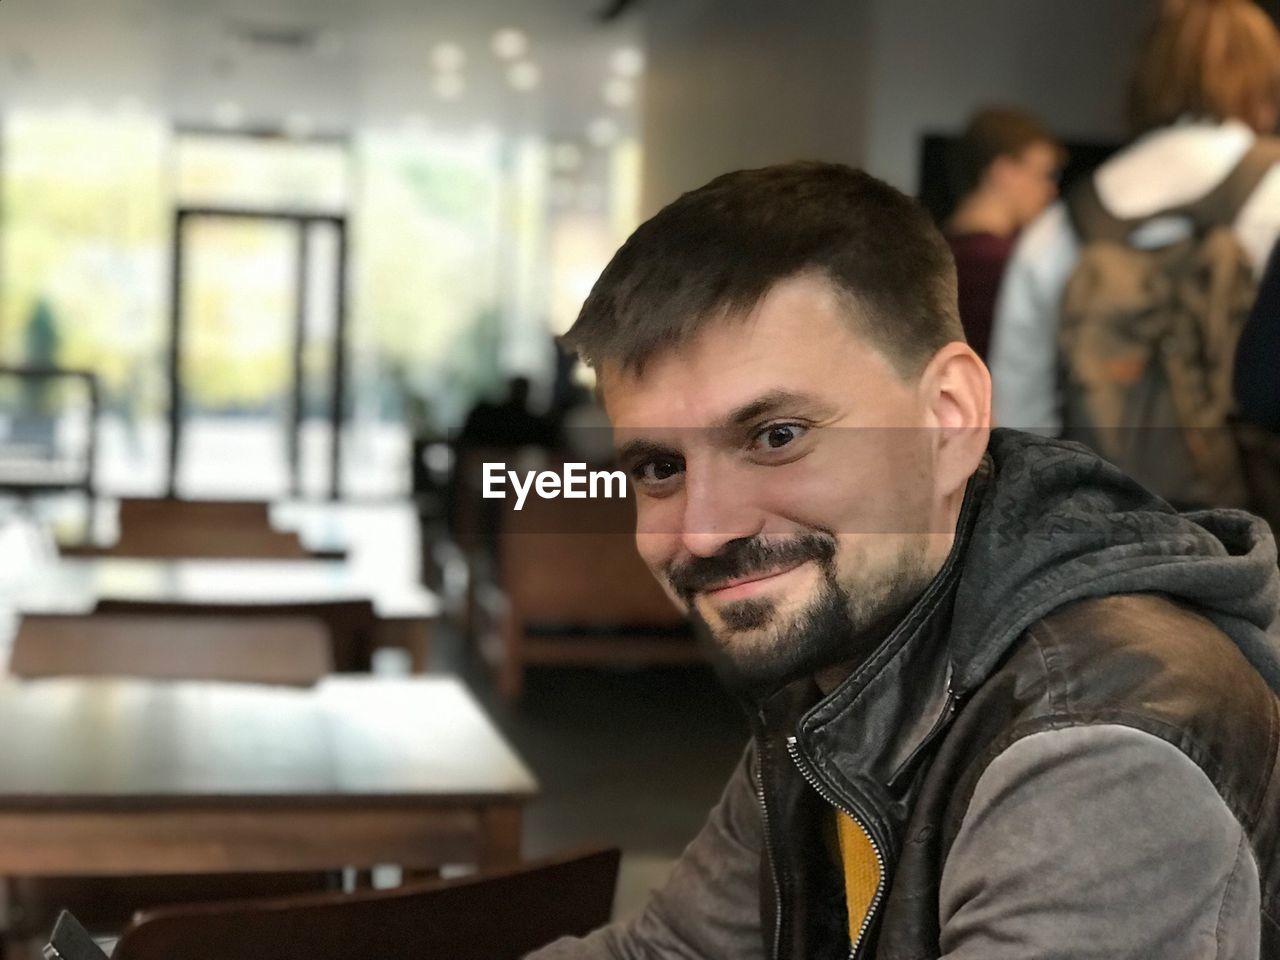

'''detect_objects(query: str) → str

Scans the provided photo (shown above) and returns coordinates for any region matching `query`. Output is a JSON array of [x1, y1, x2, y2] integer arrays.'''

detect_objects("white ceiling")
[[0, 0, 645, 141]]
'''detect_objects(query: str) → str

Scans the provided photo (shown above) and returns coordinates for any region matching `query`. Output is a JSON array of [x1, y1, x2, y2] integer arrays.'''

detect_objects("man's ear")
[[918, 341, 991, 498]]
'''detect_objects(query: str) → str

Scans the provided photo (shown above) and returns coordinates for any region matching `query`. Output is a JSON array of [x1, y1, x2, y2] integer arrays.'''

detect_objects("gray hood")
[[951, 428, 1280, 695]]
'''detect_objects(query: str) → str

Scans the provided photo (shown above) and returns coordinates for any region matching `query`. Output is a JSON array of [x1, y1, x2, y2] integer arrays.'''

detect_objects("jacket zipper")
[[786, 736, 886, 960], [887, 674, 959, 792], [754, 740, 785, 960]]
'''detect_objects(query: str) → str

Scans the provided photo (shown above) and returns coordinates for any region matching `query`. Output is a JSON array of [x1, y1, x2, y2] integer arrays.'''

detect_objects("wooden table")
[[0, 676, 537, 876], [9, 557, 440, 671]]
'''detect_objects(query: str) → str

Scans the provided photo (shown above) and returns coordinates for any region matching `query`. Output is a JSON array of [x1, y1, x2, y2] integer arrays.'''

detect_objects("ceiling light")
[[213, 99, 245, 129], [603, 77, 634, 108], [610, 47, 644, 77], [492, 28, 528, 60], [432, 42, 466, 73], [507, 61, 540, 91], [587, 116, 619, 147], [433, 73, 466, 101]]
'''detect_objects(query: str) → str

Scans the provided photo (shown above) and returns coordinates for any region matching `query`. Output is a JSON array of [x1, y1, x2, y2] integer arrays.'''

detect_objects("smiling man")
[[528, 162, 1280, 959]]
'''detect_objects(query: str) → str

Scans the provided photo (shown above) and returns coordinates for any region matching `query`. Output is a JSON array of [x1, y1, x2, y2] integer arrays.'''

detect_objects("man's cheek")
[[633, 529, 683, 607]]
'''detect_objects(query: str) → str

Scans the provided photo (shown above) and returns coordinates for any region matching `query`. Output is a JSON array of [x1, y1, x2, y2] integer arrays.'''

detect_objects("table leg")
[[406, 620, 432, 673], [376, 620, 432, 673], [475, 804, 522, 870]]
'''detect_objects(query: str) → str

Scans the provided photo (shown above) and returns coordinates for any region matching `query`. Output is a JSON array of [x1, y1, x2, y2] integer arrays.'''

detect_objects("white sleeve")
[[988, 203, 1079, 435], [1234, 163, 1280, 276]]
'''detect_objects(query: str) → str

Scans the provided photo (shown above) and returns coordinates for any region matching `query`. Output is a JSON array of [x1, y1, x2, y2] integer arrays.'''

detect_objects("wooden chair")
[[9, 613, 333, 686], [59, 498, 324, 560], [92, 598, 378, 673], [486, 484, 696, 701], [110, 848, 621, 960]]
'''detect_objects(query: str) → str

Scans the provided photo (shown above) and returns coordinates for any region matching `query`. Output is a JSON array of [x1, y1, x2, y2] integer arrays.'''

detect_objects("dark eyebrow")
[[614, 437, 682, 466], [613, 390, 830, 462], [719, 390, 829, 428]]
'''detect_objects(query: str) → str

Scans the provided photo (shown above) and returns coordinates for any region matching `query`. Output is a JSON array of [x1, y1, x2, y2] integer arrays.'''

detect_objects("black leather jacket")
[[532, 430, 1280, 959]]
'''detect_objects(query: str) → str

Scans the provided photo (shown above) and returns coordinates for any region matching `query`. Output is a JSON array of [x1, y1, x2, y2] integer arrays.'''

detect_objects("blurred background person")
[[944, 107, 1065, 360], [990, 0, 1280, 441], [989, 0, 1280, 516], [456, 376, 553, 452]]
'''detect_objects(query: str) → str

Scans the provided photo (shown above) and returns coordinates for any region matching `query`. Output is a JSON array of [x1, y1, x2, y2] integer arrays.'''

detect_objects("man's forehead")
[[598, 284, 879, 428], [605, 373, 833, 431]]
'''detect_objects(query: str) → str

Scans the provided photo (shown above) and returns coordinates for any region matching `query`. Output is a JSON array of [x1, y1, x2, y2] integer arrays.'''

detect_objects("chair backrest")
[[64, 498, 312, 560], [91, 599, 377, 673], [120, 498, 272, 529], [111, 847, 621, 960], [10, 613, 334, 686], [501, 490, 685, 627]]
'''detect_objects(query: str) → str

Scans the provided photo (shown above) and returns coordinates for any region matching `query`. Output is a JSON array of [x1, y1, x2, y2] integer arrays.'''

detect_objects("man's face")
[[992, 140, 1061, 228], [601, 273, 951, 693]]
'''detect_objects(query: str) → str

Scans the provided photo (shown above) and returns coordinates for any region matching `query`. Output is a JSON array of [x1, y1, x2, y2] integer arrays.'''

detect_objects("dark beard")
[[670, 533, 931, 698]]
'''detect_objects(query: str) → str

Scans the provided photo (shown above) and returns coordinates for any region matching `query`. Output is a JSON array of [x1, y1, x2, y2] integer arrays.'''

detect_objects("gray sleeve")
[[525, 743, 766, 960], [939, 724, 1260, 960]]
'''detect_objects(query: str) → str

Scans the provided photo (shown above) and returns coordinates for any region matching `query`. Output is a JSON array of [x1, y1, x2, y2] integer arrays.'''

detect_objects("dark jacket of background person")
[[529, 429, 1280, 960], [1236, 239, 1280, 431]]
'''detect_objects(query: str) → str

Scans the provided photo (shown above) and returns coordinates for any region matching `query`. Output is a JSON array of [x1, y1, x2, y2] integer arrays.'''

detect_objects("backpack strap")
[[1065, 176, 1131, 244], [1182, 135, 1280, 231], [1066, 135, 1280, 244]]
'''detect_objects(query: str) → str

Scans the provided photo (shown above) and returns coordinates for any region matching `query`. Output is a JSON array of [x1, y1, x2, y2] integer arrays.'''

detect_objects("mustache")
[[665, 533, 837, 598]]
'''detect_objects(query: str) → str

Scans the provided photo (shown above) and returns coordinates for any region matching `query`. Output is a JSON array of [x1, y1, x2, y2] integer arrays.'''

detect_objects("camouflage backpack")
[[1059, 139, 1280, 509]]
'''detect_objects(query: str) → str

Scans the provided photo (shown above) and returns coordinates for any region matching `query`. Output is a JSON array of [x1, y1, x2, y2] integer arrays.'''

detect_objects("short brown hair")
[[950, 107, 1064, 198], [1129, 0, 1280, 134], [563, 162, 963, 378]]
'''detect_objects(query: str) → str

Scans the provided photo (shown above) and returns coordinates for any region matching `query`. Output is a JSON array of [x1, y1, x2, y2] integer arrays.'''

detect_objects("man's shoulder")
[[996, 593, 1279, 820], [1024, 593, 1269, 710]]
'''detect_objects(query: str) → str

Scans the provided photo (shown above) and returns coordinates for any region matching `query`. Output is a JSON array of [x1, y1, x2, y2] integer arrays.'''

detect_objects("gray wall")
[[639, 0, 1153, 207], [864, 0, 1150, 191], [640, 0, 873, 215]]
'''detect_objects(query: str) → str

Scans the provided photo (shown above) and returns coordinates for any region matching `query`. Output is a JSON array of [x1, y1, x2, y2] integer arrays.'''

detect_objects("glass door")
[[167, 212, 346, 500]]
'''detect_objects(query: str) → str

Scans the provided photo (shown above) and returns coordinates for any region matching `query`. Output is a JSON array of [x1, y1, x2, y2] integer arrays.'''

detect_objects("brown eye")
[[751, 422, 807, 452], [767, 425, 797, 448], [632, 458, 683, 484]]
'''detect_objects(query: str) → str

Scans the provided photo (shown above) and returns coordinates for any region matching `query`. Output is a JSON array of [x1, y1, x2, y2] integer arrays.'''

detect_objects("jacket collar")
[[763, 455, 992, 794]]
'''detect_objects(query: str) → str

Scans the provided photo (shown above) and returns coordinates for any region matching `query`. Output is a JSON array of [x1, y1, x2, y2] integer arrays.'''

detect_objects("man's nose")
[[678, 467, 763, 558]]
